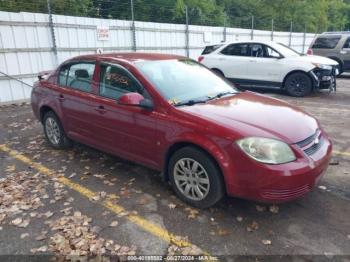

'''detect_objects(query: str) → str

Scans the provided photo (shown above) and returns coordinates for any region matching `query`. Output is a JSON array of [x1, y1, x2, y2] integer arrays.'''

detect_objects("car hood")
[[178, 92, 318, 143], [292, 55, 338, 66]]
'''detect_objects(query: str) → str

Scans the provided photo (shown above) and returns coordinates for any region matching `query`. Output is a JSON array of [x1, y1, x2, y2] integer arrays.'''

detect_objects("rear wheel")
[[285, 72, 312, 97], [43, 111, 72, 149], [169, 147, 224, 209]]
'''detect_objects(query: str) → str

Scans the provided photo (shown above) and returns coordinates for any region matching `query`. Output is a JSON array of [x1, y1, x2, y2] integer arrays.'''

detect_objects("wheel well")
[[211, 68, 224, 77], [39, 106, 54, 123], [282, 70, 314, 90], [163, 142, 224, 184], [328, 57, 343, 70]]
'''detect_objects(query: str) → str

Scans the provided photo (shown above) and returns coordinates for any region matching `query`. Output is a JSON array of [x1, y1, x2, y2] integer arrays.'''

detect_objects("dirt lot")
[[0, 76, 350, 261]]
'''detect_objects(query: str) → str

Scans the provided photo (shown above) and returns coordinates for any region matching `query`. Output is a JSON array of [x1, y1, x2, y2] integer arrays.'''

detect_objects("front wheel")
[[169, 147, 224, 209], [43, 111, 72, 149], [285, 72, 312, 97]]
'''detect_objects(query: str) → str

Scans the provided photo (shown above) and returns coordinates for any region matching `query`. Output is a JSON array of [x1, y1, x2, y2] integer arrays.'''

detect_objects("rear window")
[[312, 36, 341, 49], [201, 44, 223, 55]]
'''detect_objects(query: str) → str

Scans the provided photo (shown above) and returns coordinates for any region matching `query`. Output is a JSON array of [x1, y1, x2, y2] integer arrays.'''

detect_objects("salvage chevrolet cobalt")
[[31, 53, 332, 208]]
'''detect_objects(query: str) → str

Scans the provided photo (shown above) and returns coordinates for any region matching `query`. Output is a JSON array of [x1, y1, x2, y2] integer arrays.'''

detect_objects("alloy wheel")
[[45, 117, 61, 145], [173, 158, 210, 201]]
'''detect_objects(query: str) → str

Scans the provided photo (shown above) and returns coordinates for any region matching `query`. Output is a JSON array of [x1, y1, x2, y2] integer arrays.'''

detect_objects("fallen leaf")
[[18, 219, 30, 228], [6, 165, 16, 172], [262, 239, 272, 245], [69, 173, 77, 178], [256, 205, 267, 212], [21, 233, 29, 239], [217, 228, 230, 236], [109, 221, 119, 227], [236, 216, 243, 222], [12, 218, 23, 226], [247, 221, 259, 232], [44, 211, 54, 218], [168, 203, 176, 209], [269, 205, 279, 214]]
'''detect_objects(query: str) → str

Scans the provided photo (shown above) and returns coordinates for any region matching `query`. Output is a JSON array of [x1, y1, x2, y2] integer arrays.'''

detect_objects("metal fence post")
[[289, 21, 293, 47], [223, 17, 227, 42], [251, 16, 254, 40], [302, 24, 306, 53], [271, 19, 274, 41], [130, 0, 136, 52], [47, 0, 58, 65], [185, 5, 189, 57]]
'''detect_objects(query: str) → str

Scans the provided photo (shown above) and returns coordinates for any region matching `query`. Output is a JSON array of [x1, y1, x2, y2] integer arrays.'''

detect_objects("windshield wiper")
[[207, 91, 237, 101], [174, 99, 208, 106]]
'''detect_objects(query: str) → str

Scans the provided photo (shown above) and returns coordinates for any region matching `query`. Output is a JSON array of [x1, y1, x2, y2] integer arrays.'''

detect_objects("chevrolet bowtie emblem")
[[314, 137, 320, 144]]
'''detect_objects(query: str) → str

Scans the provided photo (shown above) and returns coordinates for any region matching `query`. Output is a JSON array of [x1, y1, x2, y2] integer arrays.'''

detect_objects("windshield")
[[274, 43, 301, 57], [135, 59, 237, 105]]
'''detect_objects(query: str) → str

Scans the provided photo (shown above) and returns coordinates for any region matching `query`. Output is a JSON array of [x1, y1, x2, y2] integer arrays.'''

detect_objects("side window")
[[265, 46, 281, 58], [312, 36, 341, 49], [249, 44, 264, 57], [221, 44, 248, 56], [99, 64, 142, 100], [343, 37, 350, 49], [58, 66, 69, 86], [66, 63, 95, 92]]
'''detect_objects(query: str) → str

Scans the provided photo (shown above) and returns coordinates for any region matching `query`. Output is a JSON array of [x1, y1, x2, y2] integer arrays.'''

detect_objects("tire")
[[168, 146, 224, 209], [43, 111, 72, 149], [285, 72, 312, 97], [211, 68, 224, 77]]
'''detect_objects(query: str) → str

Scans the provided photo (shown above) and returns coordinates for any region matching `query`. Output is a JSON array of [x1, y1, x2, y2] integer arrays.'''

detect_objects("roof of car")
[[72, 52, 186, 63], [220, 40, 278, 46]]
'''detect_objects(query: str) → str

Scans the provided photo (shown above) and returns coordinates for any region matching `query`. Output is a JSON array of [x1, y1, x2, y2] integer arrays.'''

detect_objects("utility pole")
[[223, 17, 227, 42], [271, 19, 274, 41], [251, 16, 254, 40], [130, 0, 136, 51], [289, 21, 293, 47], [47, 0, 58, 65]]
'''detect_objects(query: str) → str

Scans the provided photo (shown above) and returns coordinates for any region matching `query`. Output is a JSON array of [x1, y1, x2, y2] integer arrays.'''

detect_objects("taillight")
[[307, 48, 313, 55], [198, 56, 204, 63]]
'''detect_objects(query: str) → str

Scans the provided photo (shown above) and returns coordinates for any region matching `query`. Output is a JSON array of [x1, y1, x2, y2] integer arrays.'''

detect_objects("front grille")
[[295, 129, 323, 156], [261, 185, 311, 200], [296, 129, 319, 148], [304, 137, 324, 155]]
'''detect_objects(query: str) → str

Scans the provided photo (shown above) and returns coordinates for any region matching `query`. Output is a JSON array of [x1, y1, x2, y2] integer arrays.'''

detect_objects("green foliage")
[[0, 0, 349, 32]]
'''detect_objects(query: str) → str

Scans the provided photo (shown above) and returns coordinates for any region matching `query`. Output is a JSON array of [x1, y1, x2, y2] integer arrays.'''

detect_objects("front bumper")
[[226, 130, 332, 203], [309, 66, 338, 91]]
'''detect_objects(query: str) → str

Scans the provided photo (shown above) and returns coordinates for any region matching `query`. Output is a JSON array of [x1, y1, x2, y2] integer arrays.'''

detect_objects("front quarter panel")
[[156, 109, 239, 192]]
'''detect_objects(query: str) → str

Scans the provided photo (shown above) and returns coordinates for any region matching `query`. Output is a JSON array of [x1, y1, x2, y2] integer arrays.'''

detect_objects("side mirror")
[[118, 92, 153, 110]]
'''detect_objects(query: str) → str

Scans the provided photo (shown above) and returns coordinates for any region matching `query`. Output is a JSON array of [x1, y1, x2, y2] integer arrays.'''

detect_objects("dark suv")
[[308, 32, 350, 74]]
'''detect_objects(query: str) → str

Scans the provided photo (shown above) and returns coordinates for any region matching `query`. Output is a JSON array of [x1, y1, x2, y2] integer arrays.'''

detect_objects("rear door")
[[56, 61, 98, 143], [244, 43, 283, 85], [212, 43, 250, 81]]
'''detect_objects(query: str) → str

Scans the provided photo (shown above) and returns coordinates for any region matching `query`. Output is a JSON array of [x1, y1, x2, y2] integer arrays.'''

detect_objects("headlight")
[[312, 63, 332, 70], [236, 137, 296, 164]]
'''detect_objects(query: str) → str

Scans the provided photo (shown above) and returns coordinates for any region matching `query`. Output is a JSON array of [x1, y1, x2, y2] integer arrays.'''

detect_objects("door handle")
[[95, 105, 107, 114], [58, 94, 65, 102]]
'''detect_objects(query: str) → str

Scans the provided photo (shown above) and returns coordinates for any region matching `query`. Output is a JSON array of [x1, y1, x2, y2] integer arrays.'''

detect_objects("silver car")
[[308, 32, 350, 74]]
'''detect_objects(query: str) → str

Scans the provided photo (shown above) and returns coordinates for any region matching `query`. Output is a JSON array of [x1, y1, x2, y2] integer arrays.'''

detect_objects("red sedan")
[[31, 53, 332, 208]]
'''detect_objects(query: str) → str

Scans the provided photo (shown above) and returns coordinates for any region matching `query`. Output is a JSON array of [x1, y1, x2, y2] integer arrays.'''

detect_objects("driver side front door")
[[90, 62, 158, 168]]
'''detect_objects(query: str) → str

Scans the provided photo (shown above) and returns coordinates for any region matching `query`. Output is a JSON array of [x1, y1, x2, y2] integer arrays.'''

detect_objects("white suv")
[[198, 40, 339, 97]]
